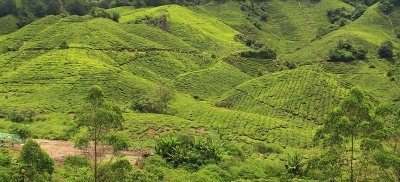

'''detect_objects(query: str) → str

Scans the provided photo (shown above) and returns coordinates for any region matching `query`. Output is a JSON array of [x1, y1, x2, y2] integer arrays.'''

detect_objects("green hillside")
[[1, 0, 400, 181], [218, 66, 348, 122]]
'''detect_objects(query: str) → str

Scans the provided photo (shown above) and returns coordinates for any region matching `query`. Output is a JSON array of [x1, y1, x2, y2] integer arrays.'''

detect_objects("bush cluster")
[[328, 41, 367, 62], [240, 2, 270, 29], [132, 86, 175, 114], [235, 34, 264, 49], [90, 8, 120, 22], [239, 49, 277, 59], [155, 135, 223, 170], [378, 41, 394, 59], [6, 108, 40, 122], [327, 6, 366, 27], [133, 15, 170, 32], [253, 142, 283, 154], [379, 0, 400, 14]]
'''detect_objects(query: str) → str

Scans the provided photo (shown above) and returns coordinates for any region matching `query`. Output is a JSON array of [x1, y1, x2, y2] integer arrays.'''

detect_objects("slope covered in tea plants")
[[218, 66, 348, 123]]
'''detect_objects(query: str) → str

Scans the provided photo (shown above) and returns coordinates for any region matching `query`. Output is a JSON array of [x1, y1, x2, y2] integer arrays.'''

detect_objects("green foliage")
[[65, 0, 92, 16], [63, 155, 91, 168], [239, 49, 277, 59], [286, 152, 303, 176], [314, 88, 386, 181], [98, 159, 133, 182], [253, 142, 283, 154], [60, 40, 69, 49], [60, 156, 93, 181], [16, 0, 64, 27], [155, 135, 223, 170], [240, 2, 270, 29], [0, 149, 20, 182], [378, 41, 394, 59], [0, 0, 17, 17], [21, 139, 55, 180], [6, 108, 39, 123], [90, 8, 120, 22], [10, 124, 32, 140], [133, 15, 170, 32], [329, 40, 367, 62], [223, 143, 246, 160], [105, 131, 131, 153], [129, 167, 159, 182], [379, 0, 396, 14], [74, 85, 124, 181], [373, 150, 400, 180], [132, 85, 175, 114], [327, 7, 353, 26]]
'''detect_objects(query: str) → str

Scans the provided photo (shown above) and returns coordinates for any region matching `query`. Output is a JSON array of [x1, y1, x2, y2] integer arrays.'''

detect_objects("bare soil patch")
[[21, 139, 153, 166]]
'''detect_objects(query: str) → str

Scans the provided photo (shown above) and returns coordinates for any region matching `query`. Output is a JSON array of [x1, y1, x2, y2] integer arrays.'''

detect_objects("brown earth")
[[6, 139, 153, 166]]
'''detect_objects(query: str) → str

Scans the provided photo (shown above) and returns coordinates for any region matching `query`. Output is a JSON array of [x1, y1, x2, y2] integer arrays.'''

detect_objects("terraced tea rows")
[[175, 61, 252, 101], [171, 95, 316, 148], [218, 67, 348, 123]]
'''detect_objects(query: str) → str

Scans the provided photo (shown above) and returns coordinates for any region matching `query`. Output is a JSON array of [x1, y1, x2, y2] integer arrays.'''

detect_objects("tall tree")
[[314, 88, 384, 181], [374, 106, 400, 180], [74, 86, 124, 182]]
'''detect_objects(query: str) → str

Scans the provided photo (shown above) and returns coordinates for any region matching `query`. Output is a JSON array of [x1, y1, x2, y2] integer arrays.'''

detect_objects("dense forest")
[[0, 0, 400, 181]]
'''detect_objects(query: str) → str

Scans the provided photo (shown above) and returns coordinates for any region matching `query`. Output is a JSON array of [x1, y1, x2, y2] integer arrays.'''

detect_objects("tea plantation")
[[0, 0, 400, 181]]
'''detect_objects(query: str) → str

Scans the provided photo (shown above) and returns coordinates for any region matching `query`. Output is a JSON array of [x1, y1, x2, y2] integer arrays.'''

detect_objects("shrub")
[[7, 108, 38, 122], [223, 143, 246, 160], [379, 0, 395, 14], [387, 67, 400, 77], [143, 155, 167, 181], [90, 8, 120, 22], [155, 135, 223, 171], [105, 131, 131, 153], [129, 168, 159, 182], [60, 40, 69, 49], [378, 41, 394, 59], [10, 125, 32, 140], [0, 0, 17, 17], [327, 7, 352, 25], [0, 149, 20, 181], [284, 61, 297, 69], [197, 165, 232, 181], [132, 86, 175, 114], [286, 152, 303, 176], [253, 142, 283, 154], [99, 159, 133, 181], [65, 0, 90, 16], [239, 49, 277, 59], [64, 155, 91, 168], [329, 41, 367, 62], [21, 140, 55, 179], [133, 15, 170, 32]]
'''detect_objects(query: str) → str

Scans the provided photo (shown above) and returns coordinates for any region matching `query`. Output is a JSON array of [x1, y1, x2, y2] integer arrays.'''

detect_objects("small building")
[[0, 133, 22, 147]]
